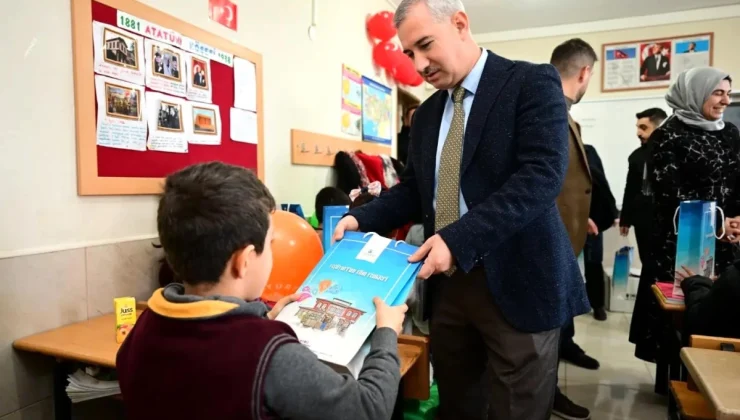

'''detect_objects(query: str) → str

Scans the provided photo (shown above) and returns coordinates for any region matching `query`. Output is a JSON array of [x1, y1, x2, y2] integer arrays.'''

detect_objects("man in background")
[[620, 108, 667, 263], [397, 105, 417, 165], [551, 38, 599, 420]]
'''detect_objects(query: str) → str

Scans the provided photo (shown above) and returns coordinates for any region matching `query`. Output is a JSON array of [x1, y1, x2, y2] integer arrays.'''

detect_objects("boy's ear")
[[230, 245, 256, 279]]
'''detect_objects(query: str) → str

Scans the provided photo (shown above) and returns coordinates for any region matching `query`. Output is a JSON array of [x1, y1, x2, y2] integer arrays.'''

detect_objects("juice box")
[[114, 297, 137, 343]]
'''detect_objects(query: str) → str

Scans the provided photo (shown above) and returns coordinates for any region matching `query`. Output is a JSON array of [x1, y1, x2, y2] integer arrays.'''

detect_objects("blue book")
[[322, 205, 349, 252], [275, 231, 421, 367], [674, 200, 717, 296]]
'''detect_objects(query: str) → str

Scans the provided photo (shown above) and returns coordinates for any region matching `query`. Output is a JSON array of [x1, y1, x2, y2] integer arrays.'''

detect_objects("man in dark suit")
[[333, 1, 589, 418], [640, 44, 670, 81], [620, 108, 667, 263]]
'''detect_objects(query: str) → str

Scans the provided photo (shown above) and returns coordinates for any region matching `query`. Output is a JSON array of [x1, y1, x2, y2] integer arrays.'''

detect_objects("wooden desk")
[[14, 310, 430, 417], [681, 347, 740, 420], [652, 284, 686, 312]]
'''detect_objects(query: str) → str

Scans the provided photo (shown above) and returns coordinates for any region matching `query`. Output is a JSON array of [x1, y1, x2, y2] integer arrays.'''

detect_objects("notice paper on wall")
[[93, 21, 146, 85], [145, 92, 190, 153], [190, 103, 221, 145], [94, 75, 147, 151], [230, 107, 258, 144], [145, 39, 187, 97], [233, 57, 257, 112]]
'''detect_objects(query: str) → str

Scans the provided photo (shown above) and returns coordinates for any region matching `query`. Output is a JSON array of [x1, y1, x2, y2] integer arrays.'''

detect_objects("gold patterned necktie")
[[435, 85, 466, 233]]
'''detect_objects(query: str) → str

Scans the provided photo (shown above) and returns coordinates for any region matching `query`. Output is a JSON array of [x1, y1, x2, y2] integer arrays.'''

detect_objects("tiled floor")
[[555, 311, 669, 420]]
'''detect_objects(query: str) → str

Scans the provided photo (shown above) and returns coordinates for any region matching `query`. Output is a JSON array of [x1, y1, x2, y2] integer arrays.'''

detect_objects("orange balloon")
[[261, 210, 323, 303]]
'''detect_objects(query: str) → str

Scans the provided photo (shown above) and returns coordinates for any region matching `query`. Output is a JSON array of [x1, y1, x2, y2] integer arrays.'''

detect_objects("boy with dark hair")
[[311, 186, 351, 232], [117, 162, 407, 420]]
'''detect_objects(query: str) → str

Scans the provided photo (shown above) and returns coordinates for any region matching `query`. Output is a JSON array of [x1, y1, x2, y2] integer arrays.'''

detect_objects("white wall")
[[0, 0, 423, 257]]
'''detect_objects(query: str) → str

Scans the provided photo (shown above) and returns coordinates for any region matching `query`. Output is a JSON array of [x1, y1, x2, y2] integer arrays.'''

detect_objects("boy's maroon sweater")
[[116, 286, 297, 420]]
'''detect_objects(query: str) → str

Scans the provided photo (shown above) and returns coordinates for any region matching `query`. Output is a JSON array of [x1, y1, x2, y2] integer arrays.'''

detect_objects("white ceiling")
[[459, 0, 740, 34]]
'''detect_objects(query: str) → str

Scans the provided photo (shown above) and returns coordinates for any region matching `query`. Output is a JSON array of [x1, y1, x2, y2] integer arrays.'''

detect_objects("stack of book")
[[65, 367, 121, 403], [656, 282, 685, 304], [275, 231, 421, 377]]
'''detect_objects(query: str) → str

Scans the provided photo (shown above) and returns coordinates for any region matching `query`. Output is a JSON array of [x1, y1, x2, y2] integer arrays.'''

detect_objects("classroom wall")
[[0, 0, 418, 259], [0, 0, 412, 418], [479, 16, 740, 101], [479, 15, 740, 272]]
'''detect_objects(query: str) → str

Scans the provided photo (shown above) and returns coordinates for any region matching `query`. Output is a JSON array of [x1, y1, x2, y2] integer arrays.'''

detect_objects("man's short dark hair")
[[636, 108, 668, 126], [315, 187, 351, 221], [157, 162, 275, 286], [550, 38, 598, 78]]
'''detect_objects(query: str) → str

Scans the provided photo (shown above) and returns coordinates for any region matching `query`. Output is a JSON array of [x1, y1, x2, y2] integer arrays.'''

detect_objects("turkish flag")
[[209, 0, 237, 31], [614, 50, 628, 59]]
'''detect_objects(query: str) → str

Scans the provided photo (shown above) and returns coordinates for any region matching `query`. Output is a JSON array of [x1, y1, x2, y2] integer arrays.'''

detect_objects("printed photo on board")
[[193, 107, 217, 134], [158, 101, 183, 132], [639, 42, 671, 82], [103, 28, 138, 69], [676, 39, 710, 54], [191, 57, 209, 89], [105, 82, 140, 120], [152, 47, 181, 81]]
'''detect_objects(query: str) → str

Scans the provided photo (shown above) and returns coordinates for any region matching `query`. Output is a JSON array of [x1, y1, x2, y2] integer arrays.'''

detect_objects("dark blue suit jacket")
[[349, 52, 590, 333]]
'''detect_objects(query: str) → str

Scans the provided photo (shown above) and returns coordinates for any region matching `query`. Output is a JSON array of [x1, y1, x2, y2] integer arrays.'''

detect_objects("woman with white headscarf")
[[630, 67, 737, 367]]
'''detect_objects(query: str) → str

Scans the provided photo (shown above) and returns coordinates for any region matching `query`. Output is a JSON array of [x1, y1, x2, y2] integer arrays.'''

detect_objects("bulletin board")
[[71, 0, 264, 195]]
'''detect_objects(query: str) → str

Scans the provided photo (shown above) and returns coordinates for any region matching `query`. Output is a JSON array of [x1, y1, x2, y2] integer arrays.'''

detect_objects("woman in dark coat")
[[629, 68, 739, 374]]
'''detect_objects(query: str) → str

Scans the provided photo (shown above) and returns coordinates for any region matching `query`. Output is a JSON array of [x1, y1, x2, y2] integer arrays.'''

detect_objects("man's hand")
[[374, 297, 408, 336], [332, 216, 359, 242], [266, 293, 299, 320], [408, 234, 454, 279], [587, 218, 599, 235], [620, 226, 630, 237]]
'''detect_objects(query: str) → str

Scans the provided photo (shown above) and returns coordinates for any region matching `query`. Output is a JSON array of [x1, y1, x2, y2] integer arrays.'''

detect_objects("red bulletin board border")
[[72, 0, 264, 195]]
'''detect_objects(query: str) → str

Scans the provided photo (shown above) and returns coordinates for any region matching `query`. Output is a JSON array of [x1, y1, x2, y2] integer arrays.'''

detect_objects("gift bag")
[[609, 245, 636, 313], [673, 200, 724, 297]]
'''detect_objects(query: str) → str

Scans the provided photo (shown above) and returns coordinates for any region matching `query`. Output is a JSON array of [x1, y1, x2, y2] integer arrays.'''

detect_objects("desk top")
[[13, 311, 424, 376], [681, 347, 740, 420], [652, 284, 686, 312]]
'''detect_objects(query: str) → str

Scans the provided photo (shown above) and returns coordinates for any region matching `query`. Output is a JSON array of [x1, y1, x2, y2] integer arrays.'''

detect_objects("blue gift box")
[[322, 205, 349, 252], [673, 200, 718, 296]]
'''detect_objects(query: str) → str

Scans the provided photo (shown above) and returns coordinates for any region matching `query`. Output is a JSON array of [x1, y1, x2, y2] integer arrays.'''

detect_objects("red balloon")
[[372, 41, 396, 70], [366, 11, 396, 42], [392, 56, 422, 86]]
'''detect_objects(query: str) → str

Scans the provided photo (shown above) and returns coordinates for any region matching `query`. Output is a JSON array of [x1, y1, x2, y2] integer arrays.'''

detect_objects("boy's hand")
[[374, 297, 408, 335], [267, 293, 299, 320]]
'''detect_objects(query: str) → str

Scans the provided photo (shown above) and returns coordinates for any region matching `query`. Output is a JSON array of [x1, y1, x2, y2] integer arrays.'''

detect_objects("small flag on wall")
[[209, 0, 238, 31]]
